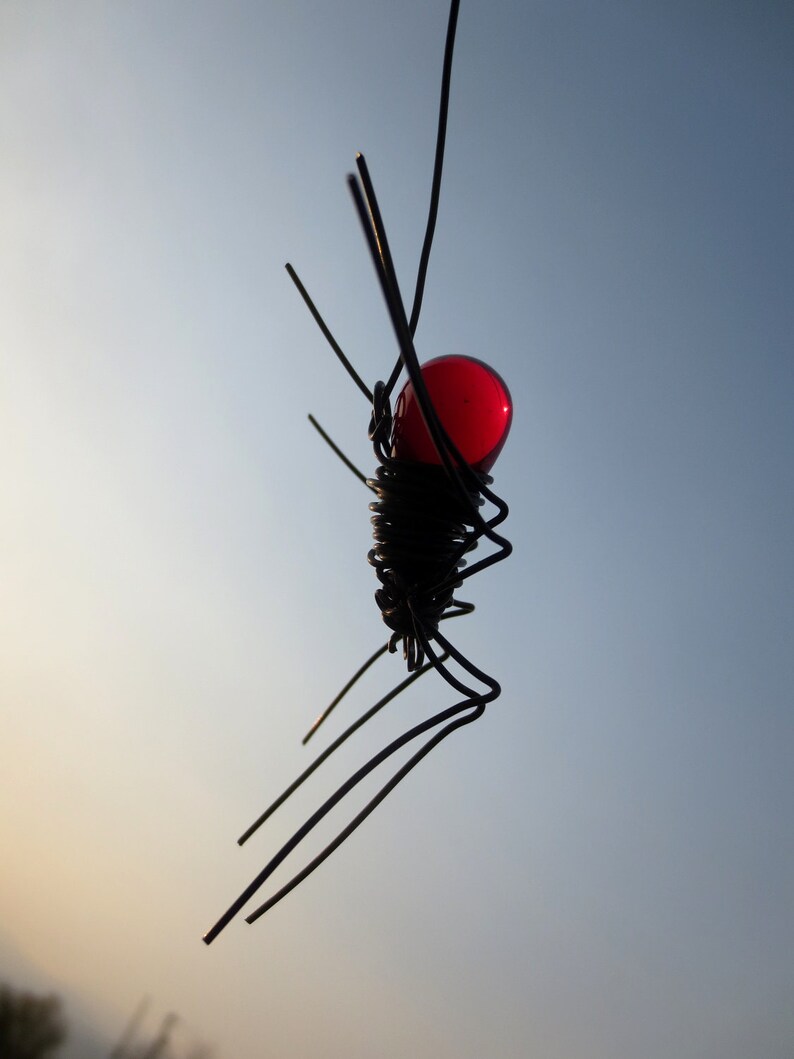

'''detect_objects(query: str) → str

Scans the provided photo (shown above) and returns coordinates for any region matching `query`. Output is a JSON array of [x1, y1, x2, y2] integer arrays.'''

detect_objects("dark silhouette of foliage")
[[0, 983, 67, 1059]]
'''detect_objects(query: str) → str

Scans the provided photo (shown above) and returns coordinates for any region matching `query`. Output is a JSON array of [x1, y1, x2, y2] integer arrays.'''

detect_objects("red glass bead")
[[390, 354, 512, 474]]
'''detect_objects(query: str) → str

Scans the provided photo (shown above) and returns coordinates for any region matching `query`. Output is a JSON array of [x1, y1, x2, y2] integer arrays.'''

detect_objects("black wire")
[[408, 0, 460, 340], [245, 696, 482, 924], [286, 263, 372, 403], [236, 654, 442, 848], [239, 626, 500, 927], [237, 598, 472, 851], [307, 414, 373, 490], [204, 637, 498, 942]]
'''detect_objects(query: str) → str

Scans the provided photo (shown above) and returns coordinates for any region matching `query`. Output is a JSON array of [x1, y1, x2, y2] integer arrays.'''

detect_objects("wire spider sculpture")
[[204, 0, 512, 945]]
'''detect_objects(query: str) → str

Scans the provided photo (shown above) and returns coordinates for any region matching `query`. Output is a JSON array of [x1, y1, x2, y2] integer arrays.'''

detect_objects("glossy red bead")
[[390, 354, 512, 474]]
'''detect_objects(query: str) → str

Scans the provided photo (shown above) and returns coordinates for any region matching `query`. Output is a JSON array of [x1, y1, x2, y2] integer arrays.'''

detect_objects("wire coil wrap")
[[368, 460, 485, 668], [367, 381, 487, 670]]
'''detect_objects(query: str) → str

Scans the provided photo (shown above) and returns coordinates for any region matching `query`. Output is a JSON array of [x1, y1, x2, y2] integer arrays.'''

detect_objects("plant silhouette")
[[0, 983, 66, 1059]]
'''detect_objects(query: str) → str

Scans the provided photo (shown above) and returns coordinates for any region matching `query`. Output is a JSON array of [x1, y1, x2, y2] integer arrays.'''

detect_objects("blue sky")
[[1, 2, 792, 1057]]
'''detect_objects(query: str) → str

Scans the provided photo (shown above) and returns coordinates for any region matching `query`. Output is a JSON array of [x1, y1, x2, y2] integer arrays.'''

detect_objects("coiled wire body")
[[367, 383, 485, 669]]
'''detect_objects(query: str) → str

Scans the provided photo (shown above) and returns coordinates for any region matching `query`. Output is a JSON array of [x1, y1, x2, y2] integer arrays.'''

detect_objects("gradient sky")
[[1, 2, 792, 1057]]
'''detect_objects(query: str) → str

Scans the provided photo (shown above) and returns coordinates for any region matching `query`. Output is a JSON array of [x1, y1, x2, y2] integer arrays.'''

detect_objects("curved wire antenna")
[[286, 264, 372, 403]]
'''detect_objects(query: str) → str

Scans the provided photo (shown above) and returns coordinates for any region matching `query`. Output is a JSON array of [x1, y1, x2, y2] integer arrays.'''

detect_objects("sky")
[[1, 1, 792, 1056]]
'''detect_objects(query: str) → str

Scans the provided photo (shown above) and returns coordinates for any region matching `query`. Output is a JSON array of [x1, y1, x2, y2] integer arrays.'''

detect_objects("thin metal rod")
[[204, 692, 484, 943], [237, 654, 443, 848], [204, 607, 498, 944], [242, 625, 501, 927], [354, 154, 409, 350], [408, 0, 460, 339], [238, 602, 473, 848], [419, 621, 500, 701], [302, 602, 471, 745], [348, 165, 414, 394], [307, 414, 374, 490], [286, 263, 373, 403], [302, 641, 389, 744], [246, 693, 481, 924]]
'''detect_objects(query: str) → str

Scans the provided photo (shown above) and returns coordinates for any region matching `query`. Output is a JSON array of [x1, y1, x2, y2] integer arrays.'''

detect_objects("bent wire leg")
[[203, 699, 473, 943], [302, 602, 473, 747], [246, 693, 480, 924], [301, 641, 390, 745], [237, 605, 473, 848], [204, 658, 496, 942], [408, 0, 460, 339], [237, 652, 443, 847], [241, 624, 501, 926]]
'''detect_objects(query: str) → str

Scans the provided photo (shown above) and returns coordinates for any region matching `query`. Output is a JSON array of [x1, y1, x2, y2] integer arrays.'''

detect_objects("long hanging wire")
[[203, 0, 512, 944]]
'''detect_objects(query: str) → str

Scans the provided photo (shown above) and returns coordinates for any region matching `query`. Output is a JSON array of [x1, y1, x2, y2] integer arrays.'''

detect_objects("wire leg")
[[203, 623, 498, 945], [301, 641, 389, 745], [237, 652, 444, 847], [240, 625, 502, 926], [407, 0, 461, 339], [203, 693, 482, 944], [245, 696, 482, 924], [238, 603, 474, 846], [286, 263, 372, 403]]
